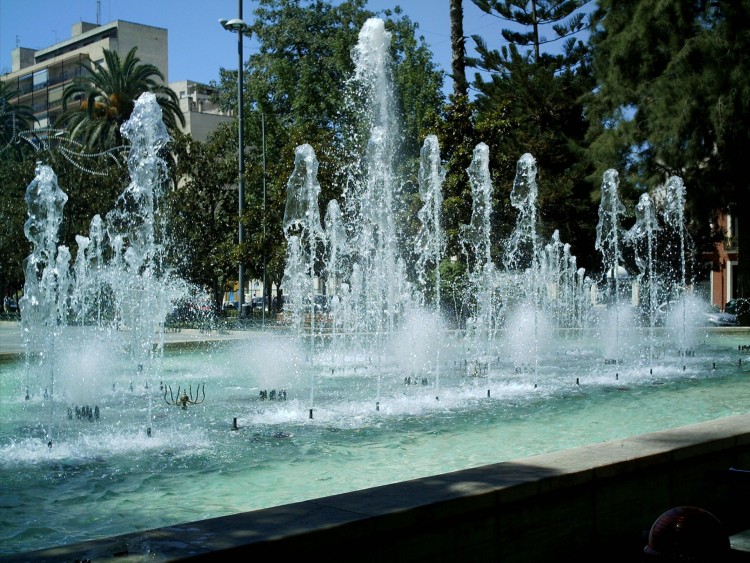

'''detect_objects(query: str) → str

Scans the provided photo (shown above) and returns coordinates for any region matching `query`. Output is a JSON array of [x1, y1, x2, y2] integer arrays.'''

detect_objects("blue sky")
[[0, 0, 503, 95]]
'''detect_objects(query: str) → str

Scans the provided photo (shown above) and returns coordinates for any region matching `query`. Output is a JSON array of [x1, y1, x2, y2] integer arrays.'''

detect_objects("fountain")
[[1, 17, 747, 559]]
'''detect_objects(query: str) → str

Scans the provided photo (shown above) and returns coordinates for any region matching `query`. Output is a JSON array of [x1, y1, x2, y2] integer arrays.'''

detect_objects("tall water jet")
[[20, 165, 70, 345], [595, 169, 626, 362], [627, 191, 660, 368], [415, 134, 446, 394], [18, 164, 70, 440], [662, 175, 690, 351], [504, 153, 540, 277], [283, 143, 325, 346], [105, 92, 176, 383], [503, 153, 541, 374], [324, 199, 348, 370], [340, 18, 411, 341], [415, 135, 445, 306], [460, 142, 498, 360]]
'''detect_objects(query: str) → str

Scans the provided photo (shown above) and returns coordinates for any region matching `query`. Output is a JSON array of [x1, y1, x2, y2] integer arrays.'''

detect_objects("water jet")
[[0, 18, 743, 559]]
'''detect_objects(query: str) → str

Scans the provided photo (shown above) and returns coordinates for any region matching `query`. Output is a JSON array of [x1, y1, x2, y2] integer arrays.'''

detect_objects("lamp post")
[[220, 2, 252, 318], [261, 112, 267, 327]]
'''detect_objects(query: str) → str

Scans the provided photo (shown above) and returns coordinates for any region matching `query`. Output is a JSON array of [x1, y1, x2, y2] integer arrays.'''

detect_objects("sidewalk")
[[0, 320, 22, 358], [0, 320, 252, 360]]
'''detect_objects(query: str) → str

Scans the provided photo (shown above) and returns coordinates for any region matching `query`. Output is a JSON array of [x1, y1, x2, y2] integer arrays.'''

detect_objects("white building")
[[2, 20, 231, 139], [170, 79, 233, 142]]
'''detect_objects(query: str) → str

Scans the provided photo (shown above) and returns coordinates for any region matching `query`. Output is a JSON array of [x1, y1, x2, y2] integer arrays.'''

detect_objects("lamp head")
[[220, 18, 252, 35]]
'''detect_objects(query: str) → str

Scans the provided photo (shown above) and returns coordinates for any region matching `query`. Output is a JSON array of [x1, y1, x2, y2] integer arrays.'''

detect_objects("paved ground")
[[0, 320, 255, 360], [0, 319, 25, 358]]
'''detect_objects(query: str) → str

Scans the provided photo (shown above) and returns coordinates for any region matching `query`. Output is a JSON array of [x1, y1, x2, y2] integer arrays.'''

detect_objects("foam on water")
[[2, 15, 736, 558]]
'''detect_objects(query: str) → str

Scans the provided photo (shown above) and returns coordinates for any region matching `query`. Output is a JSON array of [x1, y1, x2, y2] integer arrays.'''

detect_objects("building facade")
[[170, 79, 233, 143], [1, 20, 231, 141], [704, 209, 739, 310], [2, 20, 169, 128]]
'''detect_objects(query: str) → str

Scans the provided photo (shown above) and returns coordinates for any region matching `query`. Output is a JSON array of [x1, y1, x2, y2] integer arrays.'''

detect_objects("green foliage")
[[385, 11, 446, 157], [212, 0, 444, 295], [58, 47, 185, 150], [169, 130, 238, 309], [587, 0, 750, 290], [468, 0, 598, 271], [471, 0, 590, 67], [0, 142, 128, 300], [1, 81, 38, 150], [0, 150, 36, 299]]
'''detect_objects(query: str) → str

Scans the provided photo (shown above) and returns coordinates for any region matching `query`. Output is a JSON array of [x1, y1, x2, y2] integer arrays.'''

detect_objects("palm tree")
[[58, 47, 185, 149], [0, 80, 38, 151]]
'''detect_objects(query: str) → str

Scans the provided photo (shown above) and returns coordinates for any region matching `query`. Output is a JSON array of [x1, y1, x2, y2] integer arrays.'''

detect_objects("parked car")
[[725, 298, 750, 326], [167, 297, 215, 324], [704, 309, 738, 327], [655, 301, 738, 327], [302, 294, 330, 313], [3, 297, 18, 313], [725, 298, 750, 316]]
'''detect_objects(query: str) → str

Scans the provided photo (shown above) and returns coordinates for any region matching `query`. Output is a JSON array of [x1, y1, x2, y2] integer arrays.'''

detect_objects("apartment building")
[[2, 20, 168, 129], [171, 79, 233, 142], [1, 19, 230, 140]]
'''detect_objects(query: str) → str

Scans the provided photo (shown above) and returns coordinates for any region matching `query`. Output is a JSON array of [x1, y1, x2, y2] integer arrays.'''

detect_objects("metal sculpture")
[[164, 384, 205, 409]]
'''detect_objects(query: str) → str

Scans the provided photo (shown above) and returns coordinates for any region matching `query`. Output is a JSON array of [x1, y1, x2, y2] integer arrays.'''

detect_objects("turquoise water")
[[1, 327, 749, 556]]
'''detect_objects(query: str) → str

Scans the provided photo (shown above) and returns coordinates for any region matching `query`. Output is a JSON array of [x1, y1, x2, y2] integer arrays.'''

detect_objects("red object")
[[644, 506, 730, 560]]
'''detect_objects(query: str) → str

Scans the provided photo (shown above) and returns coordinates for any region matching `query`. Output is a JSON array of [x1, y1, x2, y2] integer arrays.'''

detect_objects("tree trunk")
[[450, 0, 468, 98]]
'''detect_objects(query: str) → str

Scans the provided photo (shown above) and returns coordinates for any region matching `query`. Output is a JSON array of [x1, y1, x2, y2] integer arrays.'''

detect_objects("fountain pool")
[[1, 326, 749, 556], [2, 15, 745, 559]]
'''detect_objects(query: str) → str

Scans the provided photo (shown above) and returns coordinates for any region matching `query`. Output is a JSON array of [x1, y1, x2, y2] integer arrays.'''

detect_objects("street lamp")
[[220, 3, 252, 318]]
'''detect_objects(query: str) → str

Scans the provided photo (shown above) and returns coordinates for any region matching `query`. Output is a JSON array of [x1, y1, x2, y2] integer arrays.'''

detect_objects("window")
[[18, 74, 33, 95], [33, 69, 48, 91]]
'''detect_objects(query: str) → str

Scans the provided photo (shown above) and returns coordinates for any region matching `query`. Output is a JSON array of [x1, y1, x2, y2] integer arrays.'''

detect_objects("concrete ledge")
[[8, 414, 750, 562]]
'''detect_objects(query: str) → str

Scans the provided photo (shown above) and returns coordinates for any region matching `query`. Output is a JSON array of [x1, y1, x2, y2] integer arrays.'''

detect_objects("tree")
[[467, 0, 598, 272], [58, 47, 185, 150], [587, 0, 750, 293], [385, 9, 446, 159], [214, 0, 444, 304], [0, 81, 37, 301], [168, 129, 238, 310], [450, 0, 469, 98], [473, 0, 589, 64], [0, 80, 37, 152], [0, 149, 36, 304]]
